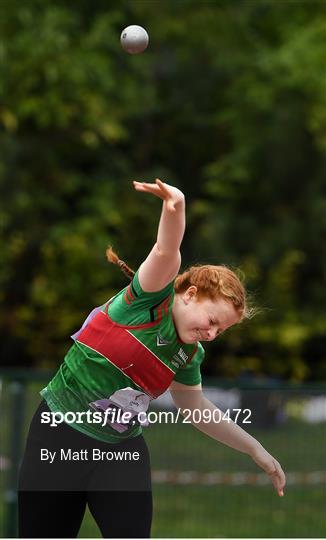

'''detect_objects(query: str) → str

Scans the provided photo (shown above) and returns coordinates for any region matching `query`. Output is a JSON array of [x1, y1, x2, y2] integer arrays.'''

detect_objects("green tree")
[[1, 0, 325, 380]]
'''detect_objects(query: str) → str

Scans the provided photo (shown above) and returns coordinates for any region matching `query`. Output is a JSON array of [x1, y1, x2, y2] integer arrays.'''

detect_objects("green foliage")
[[0, 0, 325, 379]]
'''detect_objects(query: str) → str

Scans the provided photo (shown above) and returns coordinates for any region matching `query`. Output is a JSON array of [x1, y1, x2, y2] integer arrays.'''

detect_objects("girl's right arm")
[[133, 179, 185, 292], [170, 381, 286, 497]]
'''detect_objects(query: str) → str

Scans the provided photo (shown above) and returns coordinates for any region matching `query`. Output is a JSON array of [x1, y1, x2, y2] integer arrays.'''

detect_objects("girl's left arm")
[[170, 381, 286, 497]]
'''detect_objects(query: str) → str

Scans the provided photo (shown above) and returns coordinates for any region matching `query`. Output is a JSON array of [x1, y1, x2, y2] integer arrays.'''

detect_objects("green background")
[[0, 1, 325, 538], [1, 0, 325, 381]]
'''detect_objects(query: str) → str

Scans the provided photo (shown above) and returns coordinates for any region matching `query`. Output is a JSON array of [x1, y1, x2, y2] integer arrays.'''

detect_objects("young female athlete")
[[18, 179, 286, 538]]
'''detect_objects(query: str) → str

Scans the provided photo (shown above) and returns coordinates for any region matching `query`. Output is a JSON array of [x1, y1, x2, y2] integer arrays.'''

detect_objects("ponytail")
[[106, 246, 135, 281]]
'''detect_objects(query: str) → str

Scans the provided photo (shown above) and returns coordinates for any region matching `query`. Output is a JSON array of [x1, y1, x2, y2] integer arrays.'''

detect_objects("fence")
[[0, 369, 325, 538]]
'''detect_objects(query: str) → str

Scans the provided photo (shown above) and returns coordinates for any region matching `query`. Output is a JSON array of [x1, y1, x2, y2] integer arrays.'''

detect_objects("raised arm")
[[133, 179, 185, 292]]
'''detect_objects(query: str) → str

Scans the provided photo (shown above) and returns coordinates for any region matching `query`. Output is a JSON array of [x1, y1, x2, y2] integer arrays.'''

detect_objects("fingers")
[[132, 180, 164, 198], [268, 460, 286, 497], [157, 179, 176, 211], [276, 462, 286, 497], [270, 472, 283, 496], [132, 179, 176, 211], [253, 449, 286, 498], [132, 179, 166, 193], [132, 180, 164, 194], [133, 180, 157, 191], [155, 178, 169, 195]]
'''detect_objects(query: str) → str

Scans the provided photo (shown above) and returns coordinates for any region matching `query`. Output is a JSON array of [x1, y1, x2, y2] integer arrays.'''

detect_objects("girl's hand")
[[251, 445, 286, 497], [133, 178, 184, 212]]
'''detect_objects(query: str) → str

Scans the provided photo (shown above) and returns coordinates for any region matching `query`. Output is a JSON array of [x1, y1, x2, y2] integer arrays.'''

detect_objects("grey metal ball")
[[120, 25, 149, 54]]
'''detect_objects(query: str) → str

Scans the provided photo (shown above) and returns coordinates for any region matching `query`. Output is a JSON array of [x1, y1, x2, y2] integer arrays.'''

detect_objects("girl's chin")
[[176, 327, 199, 344], [181, 331, 199, 344]]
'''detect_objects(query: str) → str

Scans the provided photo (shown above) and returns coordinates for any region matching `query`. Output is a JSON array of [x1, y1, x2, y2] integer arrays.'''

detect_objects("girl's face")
[[172, 286, 240, 344]]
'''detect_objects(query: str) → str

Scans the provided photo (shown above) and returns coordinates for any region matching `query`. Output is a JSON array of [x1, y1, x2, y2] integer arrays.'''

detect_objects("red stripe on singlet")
[[153, 295, 171, 322], [76, 311, 175, 398], [124, 285, 136, 305], [127, 284, 135, 302], [162, 296, 170, 315], [123, 291, 131, 305]]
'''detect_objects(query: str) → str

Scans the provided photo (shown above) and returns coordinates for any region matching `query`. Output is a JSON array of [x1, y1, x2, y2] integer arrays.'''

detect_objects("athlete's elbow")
[[170, 390, 204, 412]]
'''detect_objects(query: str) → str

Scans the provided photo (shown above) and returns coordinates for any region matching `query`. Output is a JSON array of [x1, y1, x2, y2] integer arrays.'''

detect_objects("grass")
[[1, 379, 325, 537], [78, 485, 326, 538]]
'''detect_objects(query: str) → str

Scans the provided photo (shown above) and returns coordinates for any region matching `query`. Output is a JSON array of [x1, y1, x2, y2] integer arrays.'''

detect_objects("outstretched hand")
[[251, 445, 286, 497], [133, 179, 184, 212]]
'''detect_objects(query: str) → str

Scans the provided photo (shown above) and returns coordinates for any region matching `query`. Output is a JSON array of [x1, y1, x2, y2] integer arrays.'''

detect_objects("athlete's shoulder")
[[107, 269, 175, 325], [131, 269, 174, 299], [117, 268, 174, 312]]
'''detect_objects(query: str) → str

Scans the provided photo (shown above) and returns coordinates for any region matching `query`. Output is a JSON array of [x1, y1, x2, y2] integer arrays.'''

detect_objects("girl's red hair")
[[107, 247, 253, 320]]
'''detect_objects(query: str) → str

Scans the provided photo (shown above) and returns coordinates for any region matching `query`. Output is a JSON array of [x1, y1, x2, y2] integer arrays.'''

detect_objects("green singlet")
[[41, 270, 205, 443]]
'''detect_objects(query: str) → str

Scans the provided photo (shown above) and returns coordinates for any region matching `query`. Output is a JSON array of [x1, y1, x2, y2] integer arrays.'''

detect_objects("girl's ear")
[[183, 286, 198, 304]]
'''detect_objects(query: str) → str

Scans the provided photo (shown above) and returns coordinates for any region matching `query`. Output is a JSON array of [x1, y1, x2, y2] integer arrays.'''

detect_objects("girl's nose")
[[206, 329, 214, 340], [207, 328, 219, 340]]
